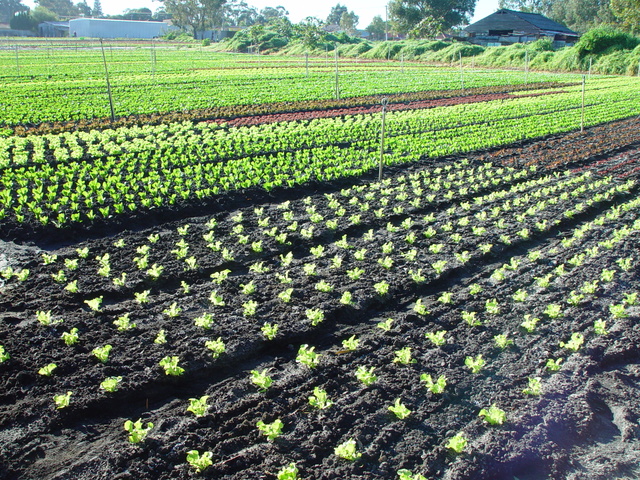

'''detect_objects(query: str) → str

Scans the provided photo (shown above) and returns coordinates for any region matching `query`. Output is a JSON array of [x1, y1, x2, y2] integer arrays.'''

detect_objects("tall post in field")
[[459, 51, 464, 91], [100, 39, 116, 122], [334, 46, 340, 100], [378, 98, 389, 182], [15, 45, 19, 74], [580, 75, 585, 133], [305, 52, 309, 78]]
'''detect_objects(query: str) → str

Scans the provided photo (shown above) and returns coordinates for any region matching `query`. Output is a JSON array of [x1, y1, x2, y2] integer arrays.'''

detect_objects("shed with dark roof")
[[462, 9, 579, 47]]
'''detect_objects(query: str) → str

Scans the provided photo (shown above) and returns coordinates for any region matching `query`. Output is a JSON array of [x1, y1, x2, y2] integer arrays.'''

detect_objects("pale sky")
[[25, 0, 501, 27]]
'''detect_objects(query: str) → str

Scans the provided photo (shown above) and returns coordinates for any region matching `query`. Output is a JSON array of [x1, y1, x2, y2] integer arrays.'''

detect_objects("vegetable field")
[[1, 48, 640, 480]]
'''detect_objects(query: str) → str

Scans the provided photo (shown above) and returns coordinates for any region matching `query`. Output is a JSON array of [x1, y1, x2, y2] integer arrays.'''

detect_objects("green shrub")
[[575, 27, 639, 56]]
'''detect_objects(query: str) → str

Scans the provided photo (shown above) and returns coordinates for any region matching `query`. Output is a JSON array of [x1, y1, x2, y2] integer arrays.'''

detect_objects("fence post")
[[580, 75, 585, 133], [459, 51, 464, 91], [100, 39, 116, 122], [379, 98, 389, 182], [334, 46, 340, 100]]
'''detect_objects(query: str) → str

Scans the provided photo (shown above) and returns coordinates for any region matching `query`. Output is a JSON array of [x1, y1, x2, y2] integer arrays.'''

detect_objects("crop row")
[[1, 157, 638, 477], [0, 49, 580, 127], [1, 78, 639, 234]]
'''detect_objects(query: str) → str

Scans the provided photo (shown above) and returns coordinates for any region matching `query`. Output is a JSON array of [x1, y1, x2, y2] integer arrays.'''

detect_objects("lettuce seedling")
[[306, 308, 324, 326], [493, 334, 513, 350], [186, 450, 213, 473], [261, 323, 278, 340], [408, 269, 425, 284], [544, 303, 563, 319], [520, 315, 540, 333], [393, 347, 416, 365], [84, 296, 103, 312], [124, 419, 153, 443], [209, 290, 225, 306], [53, 391, 72, 409], [243, 300, 258, 316], [355, 365, 377, 386], [388, 398, 411, 419], [469, 283, 483, 296], [92, 344, 112, 363], [485, 298, 500, 315], [462, 311, 480, 327], [163, 302, 182, 318], [623, 292, 638, 306], [38, 363, 57, 376], [465, 355, 485, 374], [154, 329, 167, 345], [113, 313, 135, 332], [278, 288, 293, 303], [36, 310, 60, 326], [425, 330, 447, 346], [194, 313, 214, 329], [296, 345, 320, 369], [478, 404, 506, 425], [309, 387, 333, 409], [159, 356, 185, 375], [187, 395, 209, 417], [522, 377, 542, 396], [413, 299, 429, 316], [374, 281, 390, 296], [559, 332, 584, 352], [210, 269, 231, 284], [545, 358, 563, 371], [334, 439, 361, 461], [342, 335, 359, 351], [100, 376, 122, 392], [594, 319, 608, 335], [276, 463, 298, 480], [42, 253, 58, 265], [257, 418, 283, 441], [0, 345, 9, 363], [609, 303, 628, 319], [377, 318, 394, 331], [446, 432, 468, 453], [250, 369, 272, 392], [346, 267, 364, 280], [61, 327, 79, 346], [512, 289, 528, 302], [397, 469, 427, 480], [421, 374, 447, 394], [134, 290, 150, 304], [205, 338, 226, 359]]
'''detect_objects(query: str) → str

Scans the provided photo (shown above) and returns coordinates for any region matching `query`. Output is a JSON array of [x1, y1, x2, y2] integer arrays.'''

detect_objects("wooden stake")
[[100, 39, 116, 122]]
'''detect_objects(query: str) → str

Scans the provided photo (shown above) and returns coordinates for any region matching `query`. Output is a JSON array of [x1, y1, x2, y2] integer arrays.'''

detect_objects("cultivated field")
[[1, 45, 639, 480]]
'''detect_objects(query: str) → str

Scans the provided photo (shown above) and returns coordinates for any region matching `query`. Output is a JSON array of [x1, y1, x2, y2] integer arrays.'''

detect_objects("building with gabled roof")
[[462, 9, 579, 48]]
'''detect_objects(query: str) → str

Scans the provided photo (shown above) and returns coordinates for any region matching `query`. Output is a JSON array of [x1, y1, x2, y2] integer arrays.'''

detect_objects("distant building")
[[463, 9, 579, 48], [68, 18, 177, 39], [39, 21, 70, 37]]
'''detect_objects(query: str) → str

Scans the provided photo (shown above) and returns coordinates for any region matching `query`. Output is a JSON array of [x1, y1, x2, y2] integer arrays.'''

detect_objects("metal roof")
[[464, 9, 578, 36]]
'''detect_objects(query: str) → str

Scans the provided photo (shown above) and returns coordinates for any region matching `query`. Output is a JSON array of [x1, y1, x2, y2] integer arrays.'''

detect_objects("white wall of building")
[[69, 18, 176, 39]]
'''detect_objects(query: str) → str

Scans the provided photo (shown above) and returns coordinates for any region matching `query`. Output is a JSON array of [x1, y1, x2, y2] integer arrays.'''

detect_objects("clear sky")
[[25, 0, 501, 27]]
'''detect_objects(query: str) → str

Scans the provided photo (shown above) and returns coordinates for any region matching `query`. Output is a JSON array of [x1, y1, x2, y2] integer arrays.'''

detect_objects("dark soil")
[[0, 127, 639, 480]]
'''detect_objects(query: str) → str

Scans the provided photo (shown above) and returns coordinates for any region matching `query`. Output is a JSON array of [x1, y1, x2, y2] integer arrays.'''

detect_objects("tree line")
[[1, 0, 639, 37]]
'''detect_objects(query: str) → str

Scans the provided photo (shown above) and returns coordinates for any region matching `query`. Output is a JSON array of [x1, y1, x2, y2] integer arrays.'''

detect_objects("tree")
[[548, 0, 614, 32], [326, 3, 347, 25], [32, 5, 58, 22], [339, 10, 358, 35], [35, 0, 79, 17], [0, 0, 28, 23], [610, 0, 640, 32], [223, 0, 256, 26], [388, 0, 476, 34], [76, 1, 91, 16], [497, 0, 552, 14], [366, 14, 386, 39], [256, 5, 287, 24], [161, 0, 226, 37], [10, 9, 34, 29], [92, 0, 102, 17], [294, 16, 324, 48]]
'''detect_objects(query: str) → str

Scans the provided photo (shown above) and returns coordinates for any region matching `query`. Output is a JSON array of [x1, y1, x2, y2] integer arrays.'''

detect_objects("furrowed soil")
[[1, 119, 639, 480]]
